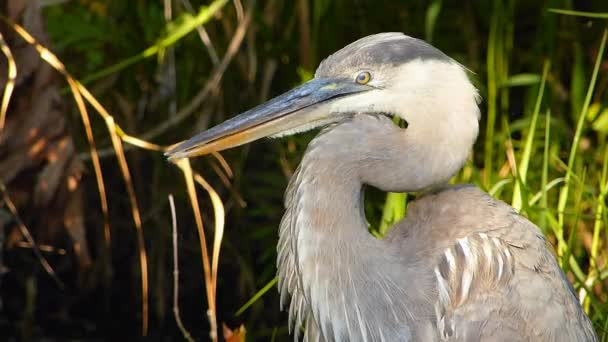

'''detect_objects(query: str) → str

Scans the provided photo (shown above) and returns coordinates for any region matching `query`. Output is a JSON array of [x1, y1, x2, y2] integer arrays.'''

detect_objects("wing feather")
[[434, 225, 597, 342]]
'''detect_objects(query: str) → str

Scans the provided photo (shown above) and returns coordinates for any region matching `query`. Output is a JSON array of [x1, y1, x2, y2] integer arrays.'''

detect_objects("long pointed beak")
[[165, 78, 372, 160]]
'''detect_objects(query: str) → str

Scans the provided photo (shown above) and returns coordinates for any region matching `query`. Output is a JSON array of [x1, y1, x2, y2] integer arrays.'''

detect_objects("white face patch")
[[272, 58, 481, 182], [327, 59, 479, 124]]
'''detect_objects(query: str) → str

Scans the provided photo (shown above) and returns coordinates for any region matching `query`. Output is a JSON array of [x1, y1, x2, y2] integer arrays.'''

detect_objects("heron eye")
[[355, 71, 372, 85]]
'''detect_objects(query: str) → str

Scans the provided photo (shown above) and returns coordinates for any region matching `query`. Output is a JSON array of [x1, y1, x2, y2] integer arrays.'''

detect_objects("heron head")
[[166, 33, 480, 160]]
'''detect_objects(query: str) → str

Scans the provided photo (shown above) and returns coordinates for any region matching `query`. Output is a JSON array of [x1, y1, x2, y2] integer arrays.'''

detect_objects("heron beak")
[[166, 78, 372, 159]]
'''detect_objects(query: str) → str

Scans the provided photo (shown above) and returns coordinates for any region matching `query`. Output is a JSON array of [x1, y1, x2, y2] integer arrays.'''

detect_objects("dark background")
[[1, 0, 607, 340]]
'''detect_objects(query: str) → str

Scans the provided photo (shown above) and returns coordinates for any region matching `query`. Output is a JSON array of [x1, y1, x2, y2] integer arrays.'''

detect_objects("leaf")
[[235, 277, 278, 316], [500, 73, 541, 87], [297, 67, 314, 83], [592, 108, 608, 133], [548, 9, 608, 19], [223, 323, 246, 342], [156, 0, 229, 49], [378, 192, 407, 236], [586, 102, 601, 121]]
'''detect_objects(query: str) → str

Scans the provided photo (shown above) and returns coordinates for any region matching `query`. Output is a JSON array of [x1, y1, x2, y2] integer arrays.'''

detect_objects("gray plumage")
[[167, 33, 598, 341], [278, 115, 596, 341], [315, 34, 450, 77]]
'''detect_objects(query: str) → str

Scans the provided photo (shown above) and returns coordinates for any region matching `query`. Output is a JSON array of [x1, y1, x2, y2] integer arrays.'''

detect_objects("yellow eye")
[[355, 71, 372, 85]]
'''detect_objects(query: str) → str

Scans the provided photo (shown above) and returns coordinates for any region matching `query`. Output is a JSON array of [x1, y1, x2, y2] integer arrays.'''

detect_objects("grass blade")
[[500, 73, 541, 87], [556, 29, 607, 259], [378, 192, 407, 236], [105, 116, 149, 336], [548, 9, 608, 19], [512, 61, 550, 211], [169, 194, 195, 342], [81, 0, 229, 84], [539, 110, 551, 232], [192, 172, 225, 308], [425, 0, 442, 43], [484, 6, 499, 188], [3, 12, 234, 339], [1, 17, 115, 302], [175, 158, 217, 342], [581, 141, 608, 311], [235, 277, 279, 316], [0, 31, 16, 131]]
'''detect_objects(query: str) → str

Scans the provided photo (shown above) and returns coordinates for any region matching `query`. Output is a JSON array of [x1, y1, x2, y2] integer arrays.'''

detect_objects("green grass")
[[6, 0, 606, 340]]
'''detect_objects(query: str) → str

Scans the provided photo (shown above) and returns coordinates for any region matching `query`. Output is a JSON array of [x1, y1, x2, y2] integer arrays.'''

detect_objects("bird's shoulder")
[[401, 184, 555, 276], [393, 184, 540, 251], [390, 184, 597, 341]]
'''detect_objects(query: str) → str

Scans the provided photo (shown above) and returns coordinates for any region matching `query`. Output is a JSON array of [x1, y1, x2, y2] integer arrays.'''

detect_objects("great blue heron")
[[167, 33, 597, 341]]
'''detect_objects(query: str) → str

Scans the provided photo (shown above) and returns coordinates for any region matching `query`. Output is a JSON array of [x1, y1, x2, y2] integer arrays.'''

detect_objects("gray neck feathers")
[[277, 119, 433, 341]]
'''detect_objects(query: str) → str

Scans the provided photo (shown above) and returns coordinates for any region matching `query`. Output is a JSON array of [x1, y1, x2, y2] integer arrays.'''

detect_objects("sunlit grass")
[[1, 11, 228, 340], [0, 31, 15, 131], [2, 0, 607, 340]]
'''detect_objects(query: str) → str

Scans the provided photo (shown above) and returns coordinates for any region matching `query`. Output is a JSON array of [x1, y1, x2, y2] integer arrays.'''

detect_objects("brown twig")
[[175, 158, 217, 341], [2, 18, 152, 335], [192, 172, 225, 313], [14, 242, 66, 255], [2, 9, 238, 339], [296, 0, 312, 70], [233, 0, 245, 22], [0, 183, 64, 289], [207, 158, 246, 207], [211, 151, 233, 178], [105, 117, 149, 336], [1, 16, 114, 291], [169, 194, 195, 342], [174, 159, 227, 342], [1, 18, 112, 289]]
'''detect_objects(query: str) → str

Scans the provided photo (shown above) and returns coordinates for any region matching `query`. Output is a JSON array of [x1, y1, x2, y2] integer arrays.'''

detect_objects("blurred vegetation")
[[0, 0, 608, 340]]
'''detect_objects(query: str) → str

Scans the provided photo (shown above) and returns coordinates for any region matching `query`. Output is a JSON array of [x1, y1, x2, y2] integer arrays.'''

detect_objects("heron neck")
[[278, 131, 423, 340], [289, 139, 384, 264]]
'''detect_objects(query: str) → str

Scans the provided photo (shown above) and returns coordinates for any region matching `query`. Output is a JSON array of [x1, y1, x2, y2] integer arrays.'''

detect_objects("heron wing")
[[433, 220, 597, 342]]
